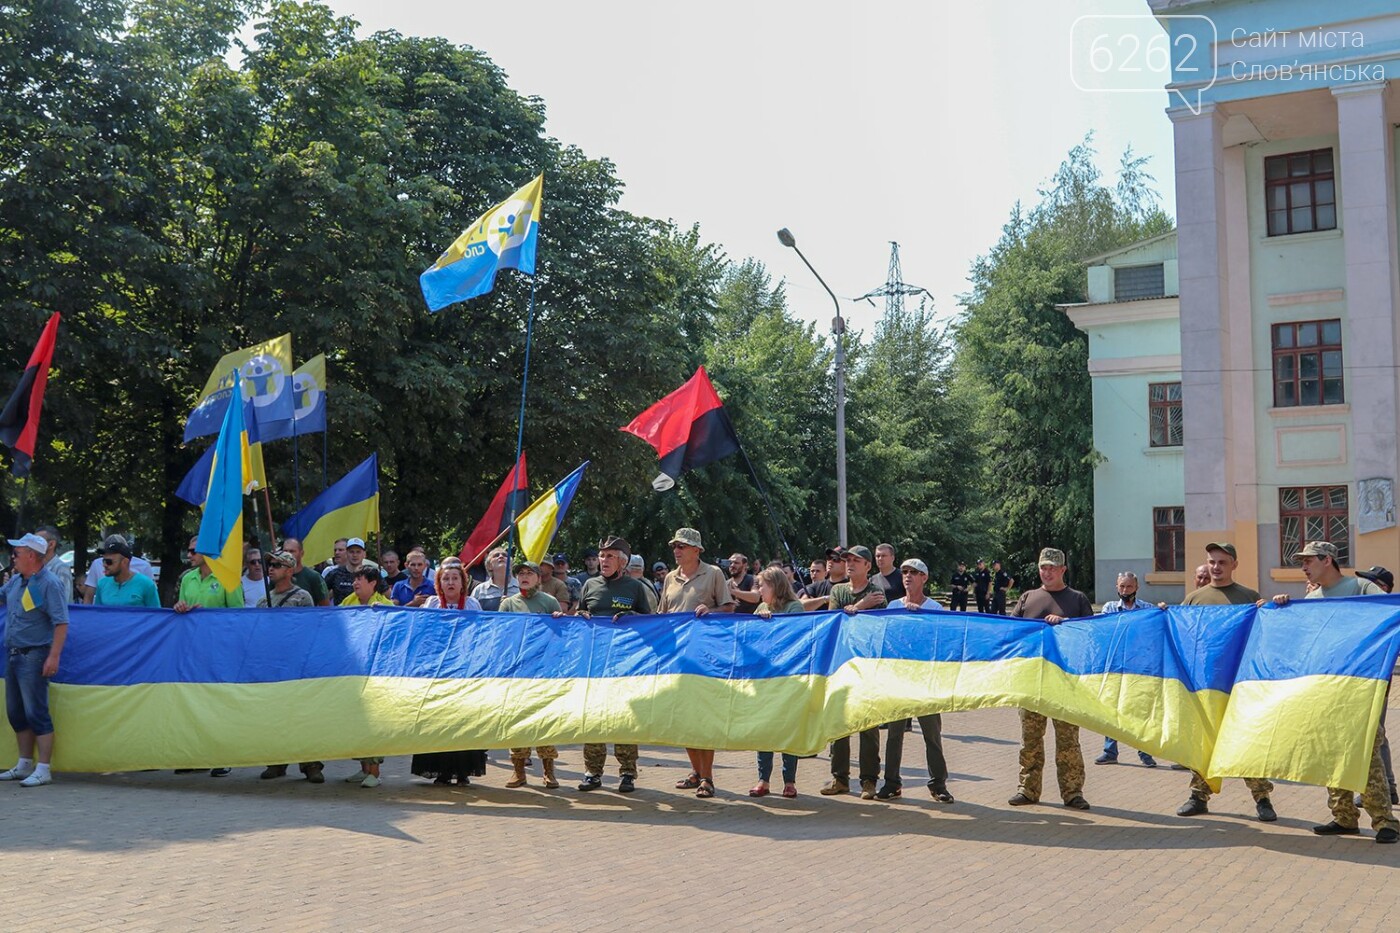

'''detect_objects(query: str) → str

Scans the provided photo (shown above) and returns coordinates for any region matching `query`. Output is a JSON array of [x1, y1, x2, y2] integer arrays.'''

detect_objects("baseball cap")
[[1037, 548, 1066, 567], [1358, 566, 1394, 589], [627, 554, 644, 571], [99, 535, 133, 559], [668, 527, 704, 550], [1293, 541, 1339, 562], [552, 553, 570, 564], [7, 532, 48, 554], [346, 537, 366, 549], [265, 550, 296, 568], [900, 558, 929, 575], [538, 556, 555, 568], [582, 547, 599, 558], [512, 558, 540, 574], [1205, 541, 1237, 559], [652, 561, 668, 572], [825, 547, 846, 561], [843, 545, 874, 564]]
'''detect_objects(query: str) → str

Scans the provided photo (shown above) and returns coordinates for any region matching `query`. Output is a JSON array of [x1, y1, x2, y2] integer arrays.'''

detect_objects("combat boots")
[[506, 759, 528, 787], [542, 759, 559, 788]]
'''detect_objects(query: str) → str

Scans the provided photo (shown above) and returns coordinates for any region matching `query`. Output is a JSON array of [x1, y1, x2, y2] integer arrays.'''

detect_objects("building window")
[[1272, 319, 1343, 407], [1153, 507, 1185, 572], [1149, 382, 1183, 447], [1265, 149, 1336, 236], [1114, 263, 1166, 300], [1279, 486, 1348, 566]]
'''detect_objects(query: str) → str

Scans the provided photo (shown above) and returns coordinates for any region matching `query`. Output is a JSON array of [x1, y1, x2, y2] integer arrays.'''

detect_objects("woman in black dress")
[[410, 559, 489, 786]]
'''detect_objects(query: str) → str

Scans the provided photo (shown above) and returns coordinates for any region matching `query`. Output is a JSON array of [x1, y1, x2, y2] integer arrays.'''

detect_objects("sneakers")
[[1376, 827, 1398, 844], [0, 766, 34, 782], [1255, 798, 1278, 822], [930, 787, 955, 803], [874, 783, 902, 800], [1007, 792, 1036, 806], [819, 779, 849, 796], [19, 771, 51, 787], [1138, 754, 1158, 768], [577, 774, 602, 792], [1177, 797, 1209, 817], [360, 775, 381, 788], [344, 771, 370, 783], [209, 768, 231, 777], [859, 779, 877, 800], [1094, 753, 1118, 765], [618, 774, 636, 794], [1064, 796, 1091, 811], [1311, 820, 1360, 836]]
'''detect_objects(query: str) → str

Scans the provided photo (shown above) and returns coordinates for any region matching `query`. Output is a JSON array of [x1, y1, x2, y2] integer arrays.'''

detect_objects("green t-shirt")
[[579, 575, 653, 617], [1305, 576, 1384, 599], [1182, 582, 1261, 605], [828, 580, 887, 611], [177, 568, 244, 608], [757, 599, 805, 615], [500, 590, 562, 614], [94, 573, 161, 608], [293, 567, 329, 605]]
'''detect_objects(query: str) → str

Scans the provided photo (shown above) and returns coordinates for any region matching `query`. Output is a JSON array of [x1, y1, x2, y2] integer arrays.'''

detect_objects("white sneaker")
[[344, 771, 369, 783], [0, 767, 33, 781], [19, 771, 51, 787], [360, 775, 381, 788]]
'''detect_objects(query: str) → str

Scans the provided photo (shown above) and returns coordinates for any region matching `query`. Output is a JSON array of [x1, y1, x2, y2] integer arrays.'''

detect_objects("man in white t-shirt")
[[241, 547, 268, 606]]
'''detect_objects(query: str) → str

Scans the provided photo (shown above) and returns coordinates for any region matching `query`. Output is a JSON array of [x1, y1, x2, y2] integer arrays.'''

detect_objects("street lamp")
[[777, 228, 847, 547]]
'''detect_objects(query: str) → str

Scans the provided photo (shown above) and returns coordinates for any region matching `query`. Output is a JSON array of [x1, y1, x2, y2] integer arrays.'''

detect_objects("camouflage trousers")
[[1018, 710, 1085, 803], [582, 743, 638, 776], [1327, 719, 1399, 832], [509, 746, 559, 762], [1188, 772, 1272, 802]]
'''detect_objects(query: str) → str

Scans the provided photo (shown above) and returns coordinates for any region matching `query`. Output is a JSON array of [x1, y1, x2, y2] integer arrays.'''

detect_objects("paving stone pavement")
[[2, 699, 1397, 930]]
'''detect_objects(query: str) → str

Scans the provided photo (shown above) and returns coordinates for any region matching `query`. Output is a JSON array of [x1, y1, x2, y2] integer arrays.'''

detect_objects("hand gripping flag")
[[185, 334, 295, 443], [420, 174, 543, 311], [458, 453, 529, 566], [195, 369, 256, 593], [0, 313, 61, 478], [621, 366, 740, 491], [515, 462, 588, 562], [259, 354, 327, 442], [281, 454, 381, 568]]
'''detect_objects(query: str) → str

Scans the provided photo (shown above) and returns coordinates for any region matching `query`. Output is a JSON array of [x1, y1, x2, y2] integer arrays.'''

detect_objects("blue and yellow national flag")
[[280, 453, 380, 567], [195, 370, 255, 594], [184, 334, 295, 442], [20, 581, 42, 612], [514, 462, 587, 563], [420, 174, 543, 312], [259, 354, 327, 442]]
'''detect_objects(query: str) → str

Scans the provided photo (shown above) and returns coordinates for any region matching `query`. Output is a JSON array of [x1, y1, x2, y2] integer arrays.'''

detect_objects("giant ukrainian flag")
[[280, 453, 380, 567], [420, 174, 542, 311], [194, 369, 255, 594], [36, 597, 1400, 786], [514, 462, 587, 562]]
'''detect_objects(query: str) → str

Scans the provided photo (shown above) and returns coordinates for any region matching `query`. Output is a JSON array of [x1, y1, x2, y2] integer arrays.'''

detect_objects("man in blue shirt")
[[391, 549, 435, 606], [93, 536, 160, 608], [1094, 572, 1156, 768], [0, 532, 70, 786]]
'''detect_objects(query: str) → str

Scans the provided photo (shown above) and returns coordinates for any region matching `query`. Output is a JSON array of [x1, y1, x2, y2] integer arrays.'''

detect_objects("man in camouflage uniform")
[[1007, 548, 1092, 810], [1315, 718, 1399, 843]]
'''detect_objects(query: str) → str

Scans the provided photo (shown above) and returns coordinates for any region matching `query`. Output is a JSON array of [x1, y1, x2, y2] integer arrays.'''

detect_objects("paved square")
[[4, 691, 1397, 930]]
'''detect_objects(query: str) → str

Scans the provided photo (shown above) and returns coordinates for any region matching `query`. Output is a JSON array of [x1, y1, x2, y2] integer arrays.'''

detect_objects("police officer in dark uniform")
[[991, 559, 1015, 615], [972, 559, 992, 613], [949, 561, 973, 612]]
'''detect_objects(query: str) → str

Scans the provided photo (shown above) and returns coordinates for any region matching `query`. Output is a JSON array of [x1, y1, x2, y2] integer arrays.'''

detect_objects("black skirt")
[[411, 749, 487, 780]]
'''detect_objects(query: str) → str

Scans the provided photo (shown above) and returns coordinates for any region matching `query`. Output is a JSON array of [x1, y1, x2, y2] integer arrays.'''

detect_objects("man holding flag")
[[0, 532, 70, 787]]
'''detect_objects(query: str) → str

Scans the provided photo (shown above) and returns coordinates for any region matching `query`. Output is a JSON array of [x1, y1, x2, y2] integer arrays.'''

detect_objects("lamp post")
[[777, 228, 847, 547]]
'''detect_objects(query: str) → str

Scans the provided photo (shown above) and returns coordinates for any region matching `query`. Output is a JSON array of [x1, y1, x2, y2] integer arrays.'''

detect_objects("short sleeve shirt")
[[829, 580, 887, 611], [2, 567, 70, 647], [177, 568, 244, 608], [658, 562, 732, 614], [391, 578, 437, 605], [539, 577, 573, 608], [258, 586, 315, 608], [499, 591, 562, 614], [889, 596, 942, 611], [293, 567, 329, 605], [1010, 586, 1093, 620], [1182, 582, 1261, 606], [95, 573, 161, 608], [579, 575, 654, 617]]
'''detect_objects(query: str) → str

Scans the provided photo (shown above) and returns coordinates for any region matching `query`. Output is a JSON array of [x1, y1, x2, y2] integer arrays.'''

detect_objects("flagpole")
[[506, 279, 537, 568], [734, 440, 798, 571], [322, 425, 329, 492], [292, 421, 301, 513], [14, 476, 27, 536]]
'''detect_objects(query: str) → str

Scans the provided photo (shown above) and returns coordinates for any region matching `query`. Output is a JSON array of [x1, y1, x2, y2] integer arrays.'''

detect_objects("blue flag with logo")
[[420, 174, 542, 312]]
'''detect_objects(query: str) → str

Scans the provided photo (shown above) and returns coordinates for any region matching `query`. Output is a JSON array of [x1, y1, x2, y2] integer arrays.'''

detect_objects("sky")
[[291, 0, 1178, 334]]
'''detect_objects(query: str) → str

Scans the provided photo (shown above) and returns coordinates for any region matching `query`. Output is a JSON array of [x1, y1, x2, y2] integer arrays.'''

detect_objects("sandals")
[[748, 783, 770, 797], [695, 778, 715, 798], [675, 771, 702, 789]]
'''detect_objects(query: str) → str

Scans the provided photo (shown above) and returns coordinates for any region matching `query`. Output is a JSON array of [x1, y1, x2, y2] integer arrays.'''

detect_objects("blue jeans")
[[756, 751, 798, 784], [1103, 737, 1155, 762], [6, 646, 53, 736]]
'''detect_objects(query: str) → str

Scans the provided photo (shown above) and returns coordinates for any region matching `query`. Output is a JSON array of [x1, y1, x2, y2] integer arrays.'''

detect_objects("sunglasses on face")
[[248, 559, 262, 566], [102, 557, 120, 566], [187, 548, 197, 555]]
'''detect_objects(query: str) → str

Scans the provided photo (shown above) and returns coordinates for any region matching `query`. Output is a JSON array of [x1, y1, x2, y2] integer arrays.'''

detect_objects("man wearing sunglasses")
[[241, 548, 269, 606], [92, 537, 159, 608], [174, 534, 244, 613]]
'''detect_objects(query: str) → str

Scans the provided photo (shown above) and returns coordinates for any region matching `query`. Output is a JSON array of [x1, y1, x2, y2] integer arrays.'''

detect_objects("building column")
[[1222, 144, 1258, 586], [1169, 105, 1233, 574], [1332, 80, 1400, 569]]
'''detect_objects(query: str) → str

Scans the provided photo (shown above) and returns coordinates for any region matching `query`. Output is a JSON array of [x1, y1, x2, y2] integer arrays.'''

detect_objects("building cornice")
[[1062, 296, 1180, 329]]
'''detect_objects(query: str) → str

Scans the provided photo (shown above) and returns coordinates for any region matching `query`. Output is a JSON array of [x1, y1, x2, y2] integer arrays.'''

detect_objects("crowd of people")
[[0, 525, 1395, 844]]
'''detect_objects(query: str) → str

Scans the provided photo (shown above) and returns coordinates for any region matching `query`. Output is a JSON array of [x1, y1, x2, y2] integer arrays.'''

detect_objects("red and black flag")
[[0, 313, 61, 478], [458, 452, 530, 566], [621, 366, 740, 491]]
